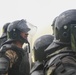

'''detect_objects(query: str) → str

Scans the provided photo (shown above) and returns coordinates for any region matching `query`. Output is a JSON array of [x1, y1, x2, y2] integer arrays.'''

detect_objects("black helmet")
[[54, 9, 76, 45], [0, 23, 10, 47], [46, 9, 76, 52], [32, 35, 54, 62], [7, 19, 31, 43], [0, 22, 10, 39]]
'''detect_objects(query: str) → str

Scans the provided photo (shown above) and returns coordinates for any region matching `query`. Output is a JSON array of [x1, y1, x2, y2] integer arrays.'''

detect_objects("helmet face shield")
[[51, 17, 58, 34], [7, 19, 37, 44], [71, 24, 76, 52], [26, 22, 37, 36], [26, 22, 37, 50]]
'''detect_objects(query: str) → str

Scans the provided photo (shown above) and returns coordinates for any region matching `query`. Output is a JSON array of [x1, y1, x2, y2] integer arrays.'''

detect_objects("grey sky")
[[0, 0, 76, 35]]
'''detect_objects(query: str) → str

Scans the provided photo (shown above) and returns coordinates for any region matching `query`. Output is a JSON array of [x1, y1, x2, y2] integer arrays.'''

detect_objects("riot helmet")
[[54, 9, 76, 45], [0, 22, 10, 39], [7, 19, 31, 44], [46, 9, 76, 53], [0, 23, 10, 46], [32, 35, 54, 62]]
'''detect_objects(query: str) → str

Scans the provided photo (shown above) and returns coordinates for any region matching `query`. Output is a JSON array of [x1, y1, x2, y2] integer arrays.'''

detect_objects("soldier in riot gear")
[[0, 19, 36, 75], [0, 22, 10, 47], [44, 9, 76, 75], [30, 35, 54, 75]]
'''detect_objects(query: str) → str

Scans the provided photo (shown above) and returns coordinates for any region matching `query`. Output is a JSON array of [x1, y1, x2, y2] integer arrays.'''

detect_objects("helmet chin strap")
[[23, 38, 31, 53], [17, 34, 30, 53], [28, 42, 30, 53]]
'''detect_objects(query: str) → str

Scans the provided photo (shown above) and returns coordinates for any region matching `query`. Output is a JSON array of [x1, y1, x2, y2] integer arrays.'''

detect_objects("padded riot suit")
[[30, 35, 54, 75], [44, 9, 76, 75], [0, 19, 33, 75]]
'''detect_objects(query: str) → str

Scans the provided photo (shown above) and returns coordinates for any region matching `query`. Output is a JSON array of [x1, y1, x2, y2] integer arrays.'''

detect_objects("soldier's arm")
[[46, 56, 76, 75], [0, 49, 18, 75], [5, 49, 18, 68]]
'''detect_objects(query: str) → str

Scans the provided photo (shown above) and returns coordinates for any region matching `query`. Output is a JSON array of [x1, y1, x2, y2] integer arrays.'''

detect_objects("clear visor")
[[71, 24, 76, 52], [26, 22, 37, 52], [26, 22, 37, 36], [31, 48, 35, 63], [23, 22, 37, 65]]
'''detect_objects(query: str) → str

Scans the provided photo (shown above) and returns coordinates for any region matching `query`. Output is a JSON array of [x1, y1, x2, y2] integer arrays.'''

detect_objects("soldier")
[[31, 35, 54, 75], [44, 9, 76, 75], [0, 19, 36, 75], [0, 22, 10, 47]]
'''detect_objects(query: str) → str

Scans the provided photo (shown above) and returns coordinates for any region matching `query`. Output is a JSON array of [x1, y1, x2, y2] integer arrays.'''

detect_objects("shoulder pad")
[[54, 62, 76, 75], [46, 52, 74, 69], [0, 44, 25, 58], [46, 54, 62, 68], [45, 52, 76, 75], [30, 61, 43, 73]]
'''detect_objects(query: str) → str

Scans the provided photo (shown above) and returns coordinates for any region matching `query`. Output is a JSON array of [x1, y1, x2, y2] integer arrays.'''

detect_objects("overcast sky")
[[0, 0, 76, 35]]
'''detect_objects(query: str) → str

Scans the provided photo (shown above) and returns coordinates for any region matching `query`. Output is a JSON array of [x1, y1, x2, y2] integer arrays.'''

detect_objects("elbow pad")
[[0, 56, 10, 74]]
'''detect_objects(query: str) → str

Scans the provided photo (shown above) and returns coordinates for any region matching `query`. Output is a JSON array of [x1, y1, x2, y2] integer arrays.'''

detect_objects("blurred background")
[[0, 0, 76, 45]]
